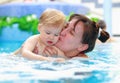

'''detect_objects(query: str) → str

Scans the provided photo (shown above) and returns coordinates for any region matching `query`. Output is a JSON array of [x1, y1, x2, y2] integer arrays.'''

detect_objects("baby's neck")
[[39, 36, 47, 46]]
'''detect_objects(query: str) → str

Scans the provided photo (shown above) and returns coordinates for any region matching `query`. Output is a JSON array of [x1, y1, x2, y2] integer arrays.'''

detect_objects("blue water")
[[0, 41, 120, 83]]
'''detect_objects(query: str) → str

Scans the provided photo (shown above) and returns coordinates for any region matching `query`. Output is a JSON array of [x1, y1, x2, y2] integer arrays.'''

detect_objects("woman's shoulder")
[[71, 53, 88, 60], [70, 53, 88, 58], [79, 53, 88, 58]]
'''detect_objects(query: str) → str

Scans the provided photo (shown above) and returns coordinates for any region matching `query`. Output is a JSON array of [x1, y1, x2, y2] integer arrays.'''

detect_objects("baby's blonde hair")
[[39, 8, 66, 29]]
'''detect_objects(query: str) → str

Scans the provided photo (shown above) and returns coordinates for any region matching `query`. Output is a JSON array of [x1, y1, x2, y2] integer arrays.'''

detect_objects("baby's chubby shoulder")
[[27, 34, 40, 40], [25, 34, 40, 43]]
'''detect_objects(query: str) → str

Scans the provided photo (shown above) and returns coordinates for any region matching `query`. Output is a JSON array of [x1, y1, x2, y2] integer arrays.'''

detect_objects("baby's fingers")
[[44, 46, 58, 56]]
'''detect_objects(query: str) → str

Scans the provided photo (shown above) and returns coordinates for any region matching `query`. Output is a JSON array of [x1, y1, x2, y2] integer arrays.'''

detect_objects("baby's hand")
[[43, 46, 58, 57]]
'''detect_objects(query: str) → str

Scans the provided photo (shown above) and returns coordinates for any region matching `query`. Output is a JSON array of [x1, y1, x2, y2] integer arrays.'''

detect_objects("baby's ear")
[[38, 24, 41, 32], [77, 44, 88, 52]]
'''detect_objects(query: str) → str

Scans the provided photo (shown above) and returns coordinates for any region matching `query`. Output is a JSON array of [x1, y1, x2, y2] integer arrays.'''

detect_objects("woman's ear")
[[77, 44, 88, 52]]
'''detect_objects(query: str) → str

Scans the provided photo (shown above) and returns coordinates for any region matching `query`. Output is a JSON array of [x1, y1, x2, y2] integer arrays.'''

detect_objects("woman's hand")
[[43, 46, 58, 57]]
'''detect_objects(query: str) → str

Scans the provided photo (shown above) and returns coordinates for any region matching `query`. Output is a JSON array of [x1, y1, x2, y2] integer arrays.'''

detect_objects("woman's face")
[[56, 18, 84, 53]]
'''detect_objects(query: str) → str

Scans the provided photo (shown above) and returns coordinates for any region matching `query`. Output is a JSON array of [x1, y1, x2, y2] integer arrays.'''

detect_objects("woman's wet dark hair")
[[69, 14, 110, 53], [97, 20, 110, 42]]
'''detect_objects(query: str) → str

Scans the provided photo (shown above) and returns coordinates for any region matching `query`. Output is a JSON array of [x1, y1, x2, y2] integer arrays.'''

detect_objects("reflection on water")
[[0, 42, 120, 83]]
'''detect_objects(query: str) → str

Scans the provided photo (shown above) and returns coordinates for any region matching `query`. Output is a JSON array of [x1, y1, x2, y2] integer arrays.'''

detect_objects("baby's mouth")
[[47, 41, 53, 44]]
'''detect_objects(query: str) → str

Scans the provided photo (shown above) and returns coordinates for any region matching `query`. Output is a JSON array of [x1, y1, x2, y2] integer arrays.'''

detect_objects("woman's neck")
[[64, 50, 79, 58], [64, 50, 88, 58]]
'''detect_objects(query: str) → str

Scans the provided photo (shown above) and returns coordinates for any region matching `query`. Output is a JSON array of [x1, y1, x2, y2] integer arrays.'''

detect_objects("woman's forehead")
[[69, 19, 84, 31], [69, 19, 77, 25], [68, 19, 77, 29]]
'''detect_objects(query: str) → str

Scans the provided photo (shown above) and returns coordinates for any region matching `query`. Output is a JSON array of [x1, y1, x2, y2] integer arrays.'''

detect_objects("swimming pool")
[[0, 40, 120, 83]]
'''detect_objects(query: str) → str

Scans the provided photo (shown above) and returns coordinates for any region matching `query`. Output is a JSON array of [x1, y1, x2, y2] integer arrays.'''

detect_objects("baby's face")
[[40, 26, 62, 46]]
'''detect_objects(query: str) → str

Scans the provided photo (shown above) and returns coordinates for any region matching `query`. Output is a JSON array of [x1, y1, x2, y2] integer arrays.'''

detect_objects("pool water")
[[0, 41, 120, 83]]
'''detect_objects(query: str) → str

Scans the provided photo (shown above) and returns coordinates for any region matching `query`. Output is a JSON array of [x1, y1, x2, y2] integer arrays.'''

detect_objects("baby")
[[13, 8, 67, 61]]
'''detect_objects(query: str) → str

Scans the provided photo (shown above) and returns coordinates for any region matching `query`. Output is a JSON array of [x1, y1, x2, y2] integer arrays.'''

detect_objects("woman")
[[44, 14, 107, 58]]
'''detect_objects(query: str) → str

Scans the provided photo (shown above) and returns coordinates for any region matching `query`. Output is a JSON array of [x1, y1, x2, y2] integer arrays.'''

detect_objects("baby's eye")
[[54, 34, 59, 36], [46, 32, 50, 35]]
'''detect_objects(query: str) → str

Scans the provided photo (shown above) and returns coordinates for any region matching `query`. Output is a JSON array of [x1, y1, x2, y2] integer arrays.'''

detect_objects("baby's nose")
[[49, 35, 54, 39]]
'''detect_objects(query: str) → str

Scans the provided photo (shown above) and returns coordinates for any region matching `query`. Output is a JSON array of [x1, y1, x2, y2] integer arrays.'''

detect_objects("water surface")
[[0, 41, 120, 83]]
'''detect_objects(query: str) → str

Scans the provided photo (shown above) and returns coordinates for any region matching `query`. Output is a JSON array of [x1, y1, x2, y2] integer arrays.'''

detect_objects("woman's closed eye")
[[69, 30, 74, 35]]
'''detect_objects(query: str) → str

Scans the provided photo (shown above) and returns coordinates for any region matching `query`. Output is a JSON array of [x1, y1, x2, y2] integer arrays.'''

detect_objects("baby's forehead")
[[45, 26, 62, 33]]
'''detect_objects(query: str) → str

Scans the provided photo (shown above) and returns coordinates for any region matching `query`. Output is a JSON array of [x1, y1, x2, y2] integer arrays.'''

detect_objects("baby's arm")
[[20, 35, 51, 61], [12, 48, 22, 55]]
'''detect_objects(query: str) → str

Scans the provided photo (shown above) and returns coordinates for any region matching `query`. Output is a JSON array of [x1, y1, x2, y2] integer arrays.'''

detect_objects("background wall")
[[0, 1, 89, 41], [79, 0, 120, 36], [0, 0, 120, 39]]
